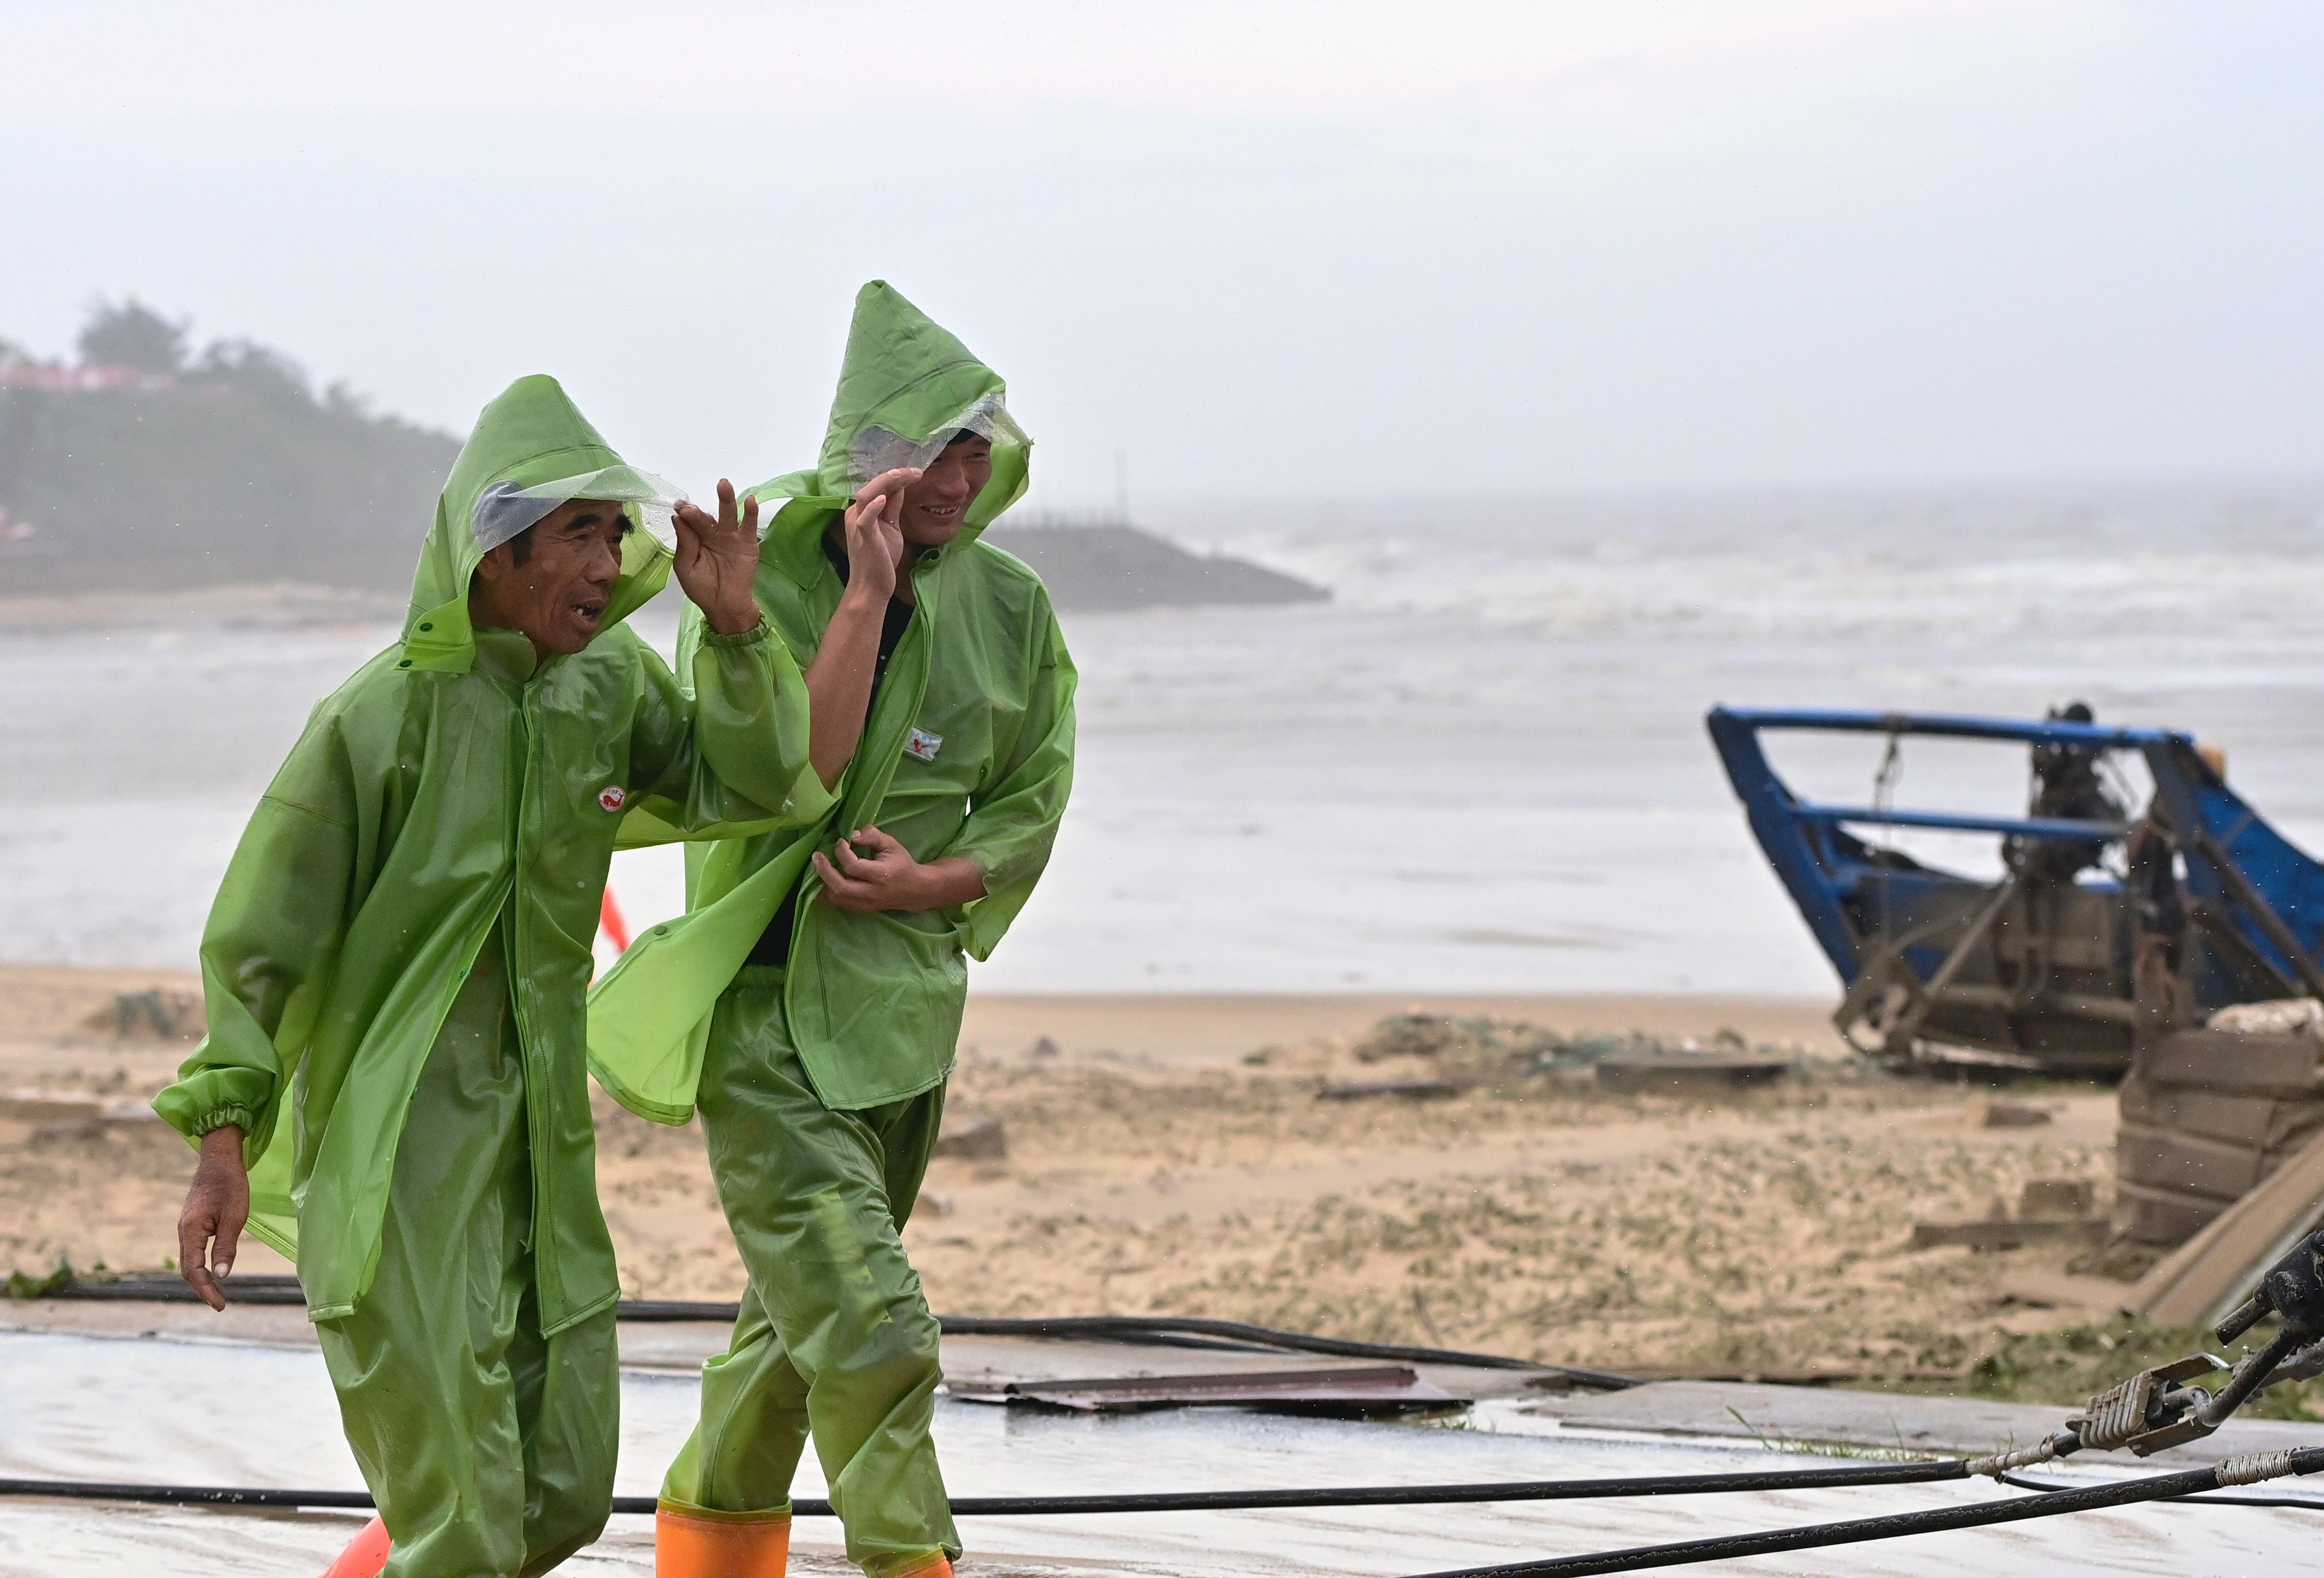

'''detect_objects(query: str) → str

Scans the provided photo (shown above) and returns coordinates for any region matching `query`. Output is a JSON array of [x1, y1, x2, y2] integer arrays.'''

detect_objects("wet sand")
[[0, 962, 2136, 1380], [956, 991, 1848, 1066]]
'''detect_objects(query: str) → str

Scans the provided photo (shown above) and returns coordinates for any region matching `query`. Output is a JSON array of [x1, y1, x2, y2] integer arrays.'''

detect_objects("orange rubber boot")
[[887, 1556, 954, 1578], [318, 1516, 391, 1578], [655, 1502, 792, 1577]]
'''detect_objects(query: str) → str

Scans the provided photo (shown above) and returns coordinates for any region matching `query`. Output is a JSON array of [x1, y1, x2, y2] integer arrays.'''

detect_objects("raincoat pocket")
[[787, 907, 968, 1110]]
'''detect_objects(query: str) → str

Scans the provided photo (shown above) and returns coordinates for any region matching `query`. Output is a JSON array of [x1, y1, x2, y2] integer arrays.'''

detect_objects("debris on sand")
[[1315, 1078, 1464, 1102], [78, 989, 203, 1042], [1351, 1013, 1808, 1093], [1593, 1052, 1793, 1096], [934, 1111, 1009, 1161], [1909, 1177, 2107, 1252]]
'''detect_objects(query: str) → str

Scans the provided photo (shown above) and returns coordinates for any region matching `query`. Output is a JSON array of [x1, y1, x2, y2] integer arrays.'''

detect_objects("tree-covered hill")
[[0, 302, 461, 594], [1, 301, 1328, 610]]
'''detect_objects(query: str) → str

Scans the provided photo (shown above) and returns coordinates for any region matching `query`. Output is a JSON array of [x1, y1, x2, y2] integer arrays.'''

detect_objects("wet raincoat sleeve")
[[154, 712, 364, 1167], [943, 597, 1077, 960], [616, 622, 833, 847]]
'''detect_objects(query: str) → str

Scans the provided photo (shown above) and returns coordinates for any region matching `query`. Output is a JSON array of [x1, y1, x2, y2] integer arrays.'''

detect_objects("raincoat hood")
[[749, 281, 1031, 538], [400, 374, 678, 674]]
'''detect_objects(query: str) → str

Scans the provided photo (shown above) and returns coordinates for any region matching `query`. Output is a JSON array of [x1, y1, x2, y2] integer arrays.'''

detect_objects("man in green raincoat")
[[588, 283, 1076, 1578], [160, 374, 829, 1578]]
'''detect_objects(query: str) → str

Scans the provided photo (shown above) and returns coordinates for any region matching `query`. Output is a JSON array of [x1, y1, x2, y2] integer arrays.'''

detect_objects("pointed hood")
[[398, 374, 679, 674], [750, 281, 1030, 535]]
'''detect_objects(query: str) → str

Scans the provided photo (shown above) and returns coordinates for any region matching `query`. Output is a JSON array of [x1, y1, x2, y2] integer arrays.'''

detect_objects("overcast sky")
[[3, 1, 2318, 506]]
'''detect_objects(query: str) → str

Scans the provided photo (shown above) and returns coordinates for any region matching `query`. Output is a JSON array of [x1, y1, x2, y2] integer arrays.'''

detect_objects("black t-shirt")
[[745, 532, 916, 968]]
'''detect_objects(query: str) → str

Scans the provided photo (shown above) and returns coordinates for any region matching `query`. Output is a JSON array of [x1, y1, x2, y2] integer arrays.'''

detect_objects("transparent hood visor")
[[471, 465, 689, 554], [847, 391, 1028, 487]]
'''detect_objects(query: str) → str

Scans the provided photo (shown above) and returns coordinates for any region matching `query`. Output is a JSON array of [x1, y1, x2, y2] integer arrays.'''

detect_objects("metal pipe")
[[1925, 984, 2142, 1025]]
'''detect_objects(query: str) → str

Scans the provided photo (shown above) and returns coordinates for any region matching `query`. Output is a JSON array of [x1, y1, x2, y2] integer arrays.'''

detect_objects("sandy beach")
[[3, 963, 2134, 1380]]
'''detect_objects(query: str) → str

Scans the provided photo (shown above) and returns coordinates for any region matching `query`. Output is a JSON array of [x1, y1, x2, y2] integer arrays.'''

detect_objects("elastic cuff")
[[655, 1495, 792, 1522], [190, 1107, 256, 1139], [700, 621, 769, 649]]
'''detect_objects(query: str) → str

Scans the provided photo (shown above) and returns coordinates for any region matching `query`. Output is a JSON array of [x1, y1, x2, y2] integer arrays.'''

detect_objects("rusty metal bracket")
[[2069, 1353, 2229, 1455], [1834, 876, 2022, 1060]]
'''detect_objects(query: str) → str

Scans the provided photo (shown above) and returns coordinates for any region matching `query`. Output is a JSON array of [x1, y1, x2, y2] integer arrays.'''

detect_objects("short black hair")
[[506, 524, 536, 566]]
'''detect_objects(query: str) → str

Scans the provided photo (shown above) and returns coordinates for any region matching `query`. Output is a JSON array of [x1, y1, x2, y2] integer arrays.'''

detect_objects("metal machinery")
[[1708, 706, 2324, 1076]]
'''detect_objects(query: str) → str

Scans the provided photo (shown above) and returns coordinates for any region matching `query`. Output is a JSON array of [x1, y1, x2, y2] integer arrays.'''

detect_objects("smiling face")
[[895, 433, 994, 548], [468, 496, 631, 654]]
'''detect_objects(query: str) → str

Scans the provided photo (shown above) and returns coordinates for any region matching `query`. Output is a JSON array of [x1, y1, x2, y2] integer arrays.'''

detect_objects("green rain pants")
[[662, 966, 957, 1578], [316, 937, 619, 1578]]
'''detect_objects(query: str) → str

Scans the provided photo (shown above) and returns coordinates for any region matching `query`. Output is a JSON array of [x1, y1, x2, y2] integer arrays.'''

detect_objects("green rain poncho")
[[154, 374, 828, 1332], [589, 281, 1076, 1119], [590, 282, 1075, 1578]]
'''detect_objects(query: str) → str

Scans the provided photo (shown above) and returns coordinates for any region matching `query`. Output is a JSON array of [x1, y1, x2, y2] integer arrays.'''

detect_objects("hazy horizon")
[[4, 2, 2319, 511]]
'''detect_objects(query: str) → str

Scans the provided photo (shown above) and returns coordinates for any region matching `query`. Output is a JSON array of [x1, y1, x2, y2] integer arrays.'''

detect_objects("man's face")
[[896, 435, 993, 548], [471, 497, 629, 654]]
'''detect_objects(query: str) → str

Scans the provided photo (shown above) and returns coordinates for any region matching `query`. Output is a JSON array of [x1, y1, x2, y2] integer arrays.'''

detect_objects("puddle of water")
[[2, 1331, 2315, 1576]]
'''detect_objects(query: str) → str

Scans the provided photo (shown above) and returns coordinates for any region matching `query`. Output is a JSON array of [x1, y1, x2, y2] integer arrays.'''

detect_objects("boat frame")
[[1707, 706, 2324, 1075]]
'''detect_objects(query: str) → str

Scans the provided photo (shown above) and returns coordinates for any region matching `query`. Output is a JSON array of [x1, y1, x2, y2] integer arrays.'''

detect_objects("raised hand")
[[672, 479, 765, 636], [841, 468, 919, 604]]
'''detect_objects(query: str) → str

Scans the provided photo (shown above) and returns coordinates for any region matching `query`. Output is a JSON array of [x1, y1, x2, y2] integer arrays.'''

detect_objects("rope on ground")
[[0, 1459, 1976, 1518], [1398, 1445, 2324, 1578]]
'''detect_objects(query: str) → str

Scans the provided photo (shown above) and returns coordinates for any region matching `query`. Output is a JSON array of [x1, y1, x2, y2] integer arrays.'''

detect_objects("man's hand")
[[178, 1126, 250, 1312], [841, 468, 918, 605], [811, 826, 987, 914], [802, 469, 921, 791], [672, 479, 764, 636]]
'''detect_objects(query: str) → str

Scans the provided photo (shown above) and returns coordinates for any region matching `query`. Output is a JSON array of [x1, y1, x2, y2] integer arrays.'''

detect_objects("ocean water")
[[6, 482, 2323, 997]]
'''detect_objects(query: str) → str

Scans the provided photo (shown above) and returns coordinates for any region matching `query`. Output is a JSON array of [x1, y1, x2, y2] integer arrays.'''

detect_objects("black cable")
[[1400, 1446, 2324, 1578], [1996, 1469, 2324, 1510], [0, 1459, 1974, 1518], [34, 1277, 1628, 1385], [930, 1315, 1631, 1385], [36, 1275, 308, 1305]]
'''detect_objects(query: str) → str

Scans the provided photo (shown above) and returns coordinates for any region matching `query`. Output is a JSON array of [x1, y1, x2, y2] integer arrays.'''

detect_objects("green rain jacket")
[[154, 375, 829, 1332], [589, 282, 1076, 1118]]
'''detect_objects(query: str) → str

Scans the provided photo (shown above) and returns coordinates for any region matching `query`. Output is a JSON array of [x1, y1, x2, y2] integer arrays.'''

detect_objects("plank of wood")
[[1908, 1218, 2106, 1251], [2116, 1123, 2265, 1201], [2119, 1078, 2292, 1150], [2140, 1029, 2321, 1097], [2114, 1180, 2229, 1248], [2126, 1125, 2324, 1329]]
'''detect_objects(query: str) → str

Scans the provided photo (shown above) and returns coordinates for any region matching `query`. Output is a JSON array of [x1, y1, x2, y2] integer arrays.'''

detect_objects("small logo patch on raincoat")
[[599, 785, 626, 812], [904, 727, 944, 763]]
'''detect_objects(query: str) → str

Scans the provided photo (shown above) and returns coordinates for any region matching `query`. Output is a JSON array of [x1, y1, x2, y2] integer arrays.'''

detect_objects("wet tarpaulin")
[[947, 1364, 1465, 1416], [8, 1329, 2323, 1576]]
